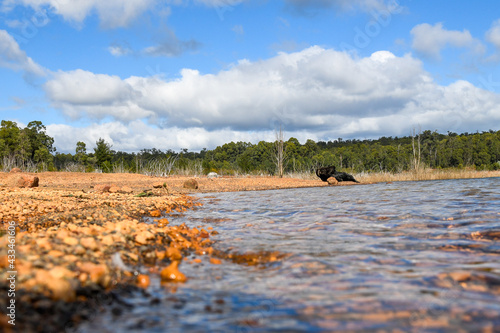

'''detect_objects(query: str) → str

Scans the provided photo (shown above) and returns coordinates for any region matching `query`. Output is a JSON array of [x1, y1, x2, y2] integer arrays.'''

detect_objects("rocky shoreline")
[[0, 171, 336, 332]]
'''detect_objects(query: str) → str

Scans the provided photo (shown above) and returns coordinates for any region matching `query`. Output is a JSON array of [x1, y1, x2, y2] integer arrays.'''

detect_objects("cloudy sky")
[[1, 0, 500, 153]]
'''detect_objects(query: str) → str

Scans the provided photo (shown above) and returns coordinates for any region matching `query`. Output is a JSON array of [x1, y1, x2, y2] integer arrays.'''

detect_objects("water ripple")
[[80, 178, 500, 332]]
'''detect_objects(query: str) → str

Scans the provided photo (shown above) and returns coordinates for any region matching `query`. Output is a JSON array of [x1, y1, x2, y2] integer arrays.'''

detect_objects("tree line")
[[1, 120, 500, 175]]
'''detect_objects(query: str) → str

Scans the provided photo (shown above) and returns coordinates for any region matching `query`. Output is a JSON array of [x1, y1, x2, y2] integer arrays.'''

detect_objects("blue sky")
[[1, 0, 500, 153]]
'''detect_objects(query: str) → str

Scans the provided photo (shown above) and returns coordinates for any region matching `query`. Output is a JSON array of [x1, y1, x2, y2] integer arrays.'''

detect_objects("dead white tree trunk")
[[273, 125, 287, 178], [411, 126, 422, 172]]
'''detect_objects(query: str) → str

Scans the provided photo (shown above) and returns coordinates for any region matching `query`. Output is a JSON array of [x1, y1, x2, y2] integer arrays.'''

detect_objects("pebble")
[[137, 274, 151, 288], [160, 261, 187, 283]]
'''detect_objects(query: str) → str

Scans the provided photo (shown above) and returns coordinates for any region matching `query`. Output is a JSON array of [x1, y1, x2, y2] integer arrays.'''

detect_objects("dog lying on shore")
[[315, 166, 360, 183]]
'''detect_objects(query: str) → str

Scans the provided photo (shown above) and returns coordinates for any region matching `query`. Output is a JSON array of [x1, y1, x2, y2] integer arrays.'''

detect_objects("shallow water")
[[79, 178, 500, 332]]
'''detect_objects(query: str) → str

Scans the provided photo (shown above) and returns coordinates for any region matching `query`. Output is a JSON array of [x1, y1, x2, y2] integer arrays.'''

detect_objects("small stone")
[[46, 277, 76, 302], [47, 250, 64, 257], [137, 274, 151, 288], [183, 179, 199, 190], [0, 255, 8, 268], [166, 247, 182, 261], [79, 262, 109, 287], [94, 184, 111, 193], [160, 261, 187, 283], [101, 235, 114, 246], [80, 237, 98, 251], [150, 209, 162, 217], [36, 269, 76, 302], [120, 186, 133, 193], [109, 186, 121, 193], [49, 266, 76, 279], [210, 258, 222, 265], [158, 218, 169, 226], [135, 230, 155, 244], [327, 177, 338, 185], [74, 245, 86, 255], [36, 237, 52, 250], [63, 236, 79, 246]]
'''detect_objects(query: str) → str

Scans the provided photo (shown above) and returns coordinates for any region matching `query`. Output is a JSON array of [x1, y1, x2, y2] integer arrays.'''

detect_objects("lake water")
[[78, 178, 500, 332]]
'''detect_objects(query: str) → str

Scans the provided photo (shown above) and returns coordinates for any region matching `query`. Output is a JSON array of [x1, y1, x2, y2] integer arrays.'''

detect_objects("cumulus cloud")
[[486, 19, 500, 49], [2, 0, 249, 28], [108, 44, 133, 57], [43, 46, 500, 151], [411, 23, 485, 60], [1, 0, 155, 28], [0, 29, 46, 76], [44, 69, 152, 121], [46, 120, 283, 153], [143, 29, 202, 57]]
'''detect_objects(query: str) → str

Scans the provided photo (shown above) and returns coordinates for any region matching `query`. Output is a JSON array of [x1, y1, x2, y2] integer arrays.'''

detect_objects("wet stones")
[[137, 274, 151, 288], [160, 261, 187, 283]]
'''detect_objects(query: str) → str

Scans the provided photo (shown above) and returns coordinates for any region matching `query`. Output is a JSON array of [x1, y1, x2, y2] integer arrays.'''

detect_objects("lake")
[[78, 178, 500, 332]]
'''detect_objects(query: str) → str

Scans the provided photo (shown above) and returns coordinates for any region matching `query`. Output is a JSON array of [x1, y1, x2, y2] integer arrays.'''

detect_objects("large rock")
[[10, 167, 22, 173], [94, 184, 111, 193], [108, 185, 121, 193], [15, 175, 39, 188], [119, 186, 134, 194], [183, 179, 199, 189]]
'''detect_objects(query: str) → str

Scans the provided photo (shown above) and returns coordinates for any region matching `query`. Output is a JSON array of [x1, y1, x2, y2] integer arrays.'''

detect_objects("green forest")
[[1, 120, 500, 175]]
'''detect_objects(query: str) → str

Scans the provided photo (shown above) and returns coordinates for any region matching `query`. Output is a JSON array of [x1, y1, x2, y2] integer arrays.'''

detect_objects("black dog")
[[333, 171, 359, 183], [316, 165, 336, 181], [316, 166, 359, 183]]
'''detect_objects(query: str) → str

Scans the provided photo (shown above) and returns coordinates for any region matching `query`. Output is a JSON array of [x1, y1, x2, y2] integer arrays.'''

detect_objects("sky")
[[1, 0, 500, 153]]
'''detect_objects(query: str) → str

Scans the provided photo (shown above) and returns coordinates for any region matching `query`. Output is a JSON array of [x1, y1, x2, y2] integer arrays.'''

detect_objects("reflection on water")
[[79, 178, 500, 332]]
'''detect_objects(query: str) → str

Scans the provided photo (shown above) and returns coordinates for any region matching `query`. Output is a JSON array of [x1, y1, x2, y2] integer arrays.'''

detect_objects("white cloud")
[[411, 23, 485, 59], [486, 19, 500, 49], [44, 69, 153, 121], [46, 120, 285, 153], [1, 0, 249, 28], [194, 0, 244, 7], [108, 45, 132, 57], [1, 0, 155, 28], [0, 29, 46, 76], [142, 29, 201, 57], [42, 46, 500, 152]]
